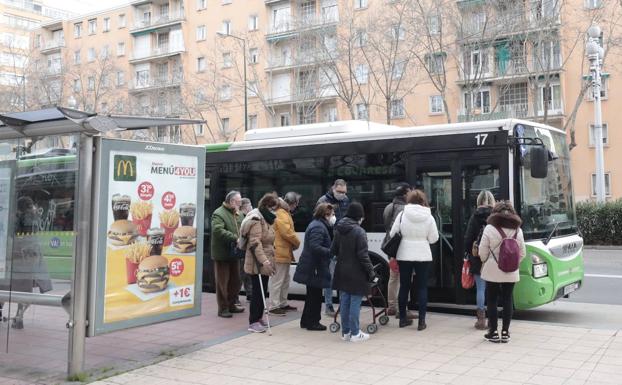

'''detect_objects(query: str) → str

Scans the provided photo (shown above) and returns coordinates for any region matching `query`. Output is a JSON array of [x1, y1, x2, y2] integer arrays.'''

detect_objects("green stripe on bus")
[[205, 143, 232, 152], [17, 155, 77, 167]]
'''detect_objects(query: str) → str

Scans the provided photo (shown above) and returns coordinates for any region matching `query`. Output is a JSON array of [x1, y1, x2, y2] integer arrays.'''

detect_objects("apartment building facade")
[[29, 0, 622, 201]]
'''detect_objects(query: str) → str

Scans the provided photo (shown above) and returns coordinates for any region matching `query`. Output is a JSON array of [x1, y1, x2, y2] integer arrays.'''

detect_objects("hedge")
[[576, 199, 622, 245]]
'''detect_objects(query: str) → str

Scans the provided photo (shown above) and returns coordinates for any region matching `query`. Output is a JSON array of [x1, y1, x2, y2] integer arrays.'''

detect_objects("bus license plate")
[[563, 282, 579, 295]]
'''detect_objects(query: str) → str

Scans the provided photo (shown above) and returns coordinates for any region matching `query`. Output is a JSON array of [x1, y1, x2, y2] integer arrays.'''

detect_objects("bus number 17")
[[475, 134, 489, 146]]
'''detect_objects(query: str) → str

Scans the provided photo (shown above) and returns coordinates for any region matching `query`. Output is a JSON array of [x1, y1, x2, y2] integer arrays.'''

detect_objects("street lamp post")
[[586, 25, 606, 203], [217, 32, 248, 132]]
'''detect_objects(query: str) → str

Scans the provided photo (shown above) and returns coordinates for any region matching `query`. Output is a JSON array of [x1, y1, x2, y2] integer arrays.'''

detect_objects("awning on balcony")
[[0, 107, 203, 140]]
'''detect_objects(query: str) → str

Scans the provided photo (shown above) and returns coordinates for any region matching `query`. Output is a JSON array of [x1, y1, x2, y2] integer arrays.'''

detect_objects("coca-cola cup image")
[[147, 228, 165, 256], [179, 203, 196, 226], [111, 194, 131, 221]]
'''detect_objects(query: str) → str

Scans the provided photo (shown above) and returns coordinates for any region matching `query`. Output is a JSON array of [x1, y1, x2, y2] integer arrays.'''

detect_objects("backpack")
[[490, 227, 521, 273], [471, 226, 484, 257]]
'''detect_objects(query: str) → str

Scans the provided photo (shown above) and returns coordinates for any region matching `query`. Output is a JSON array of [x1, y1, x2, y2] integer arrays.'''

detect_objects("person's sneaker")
[[341, 332, 351, 341], [218, 310, 233, 318], [399, 319, 413, 328], [307, 323, 327, 331], [259, 318, 269, 327], [268, 308, 287, 316], [350, 331, 370, 343], [325, 306, 336, 317], [501, 330, 510, 343], [229, 305, 245, 313], [485, 330, 500, 343], [280, 304, 297, 311], [248, 322, 266, 333]]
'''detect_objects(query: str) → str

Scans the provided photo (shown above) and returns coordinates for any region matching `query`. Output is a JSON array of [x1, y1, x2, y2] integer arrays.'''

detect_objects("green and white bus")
[[202, 119, 583, 310]]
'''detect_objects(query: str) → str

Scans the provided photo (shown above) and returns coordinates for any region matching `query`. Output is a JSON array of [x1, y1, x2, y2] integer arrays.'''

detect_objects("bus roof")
[[206, 119, 565, 152]]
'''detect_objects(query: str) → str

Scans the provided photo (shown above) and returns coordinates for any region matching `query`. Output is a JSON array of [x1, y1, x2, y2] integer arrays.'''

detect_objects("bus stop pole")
[[67, 134, 94, 377]]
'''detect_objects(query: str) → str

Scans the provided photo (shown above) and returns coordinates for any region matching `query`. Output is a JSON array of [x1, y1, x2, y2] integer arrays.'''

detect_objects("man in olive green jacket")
[[211, 190, 245, 318]]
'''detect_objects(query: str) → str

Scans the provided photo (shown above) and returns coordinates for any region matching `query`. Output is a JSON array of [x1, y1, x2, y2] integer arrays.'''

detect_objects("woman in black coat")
[[331, 202, 375, 342], [294, 203, 335, 331]]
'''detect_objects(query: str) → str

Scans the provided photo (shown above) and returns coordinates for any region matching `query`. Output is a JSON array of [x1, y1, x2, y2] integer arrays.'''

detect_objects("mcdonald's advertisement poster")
[[102, 149, 199, 324]]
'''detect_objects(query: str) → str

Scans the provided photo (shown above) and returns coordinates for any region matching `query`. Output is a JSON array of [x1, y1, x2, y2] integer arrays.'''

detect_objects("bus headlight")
[[533, 263, 548, 278]]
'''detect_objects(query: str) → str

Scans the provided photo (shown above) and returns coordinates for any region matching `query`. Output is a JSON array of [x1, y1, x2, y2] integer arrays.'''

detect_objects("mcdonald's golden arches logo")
[[113, 155, 137, 181]]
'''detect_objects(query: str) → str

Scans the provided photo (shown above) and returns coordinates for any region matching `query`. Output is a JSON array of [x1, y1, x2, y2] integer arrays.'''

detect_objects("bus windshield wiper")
[[543, 222, 559, 245]]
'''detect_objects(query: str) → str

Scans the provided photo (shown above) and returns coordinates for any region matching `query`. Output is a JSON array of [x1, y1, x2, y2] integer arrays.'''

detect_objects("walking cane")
[[253, 248, 272, 336]]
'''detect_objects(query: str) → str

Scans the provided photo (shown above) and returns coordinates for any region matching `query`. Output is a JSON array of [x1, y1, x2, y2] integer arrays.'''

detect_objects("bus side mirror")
[[530, 145, 548, 178]]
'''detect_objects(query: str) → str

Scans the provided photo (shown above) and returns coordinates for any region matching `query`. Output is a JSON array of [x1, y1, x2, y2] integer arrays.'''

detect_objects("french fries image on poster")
[[159, 209, 179, 246], [131, 201, 153, 236], [125, 242, 151, 284]]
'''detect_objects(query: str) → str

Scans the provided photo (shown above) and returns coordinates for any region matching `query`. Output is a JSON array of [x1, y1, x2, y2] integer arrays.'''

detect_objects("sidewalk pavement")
[[88, 309, 622, 385]]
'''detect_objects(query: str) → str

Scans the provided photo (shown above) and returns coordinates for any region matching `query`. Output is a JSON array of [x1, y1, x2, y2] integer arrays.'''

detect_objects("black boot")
[[399, 318, 413, 328], [417, 320, 427, 331]]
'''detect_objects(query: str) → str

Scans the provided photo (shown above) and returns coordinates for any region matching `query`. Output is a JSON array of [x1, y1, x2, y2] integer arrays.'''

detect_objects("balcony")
[[458, 9, 560, 42], [129, 74, 183, 93], [129, 45, 185, 63], [130, 11, 185, 34], [265, 51, 332, 71], [457, 102, 563, 122], [40, 39, 65, 54], [266, 13, 339, 40], [457, 57, 561, 83], [265, 90, 337, 106]]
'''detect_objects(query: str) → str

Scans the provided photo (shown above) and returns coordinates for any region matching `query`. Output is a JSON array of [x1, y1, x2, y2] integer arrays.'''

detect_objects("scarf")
[[259, 207, 276, 225]]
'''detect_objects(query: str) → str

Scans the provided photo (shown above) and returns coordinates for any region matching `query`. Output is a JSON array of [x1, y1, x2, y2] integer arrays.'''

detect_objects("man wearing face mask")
[[211, 190, 245, 318], [316, 179, 350, 316], [269, 192, 301, 316]]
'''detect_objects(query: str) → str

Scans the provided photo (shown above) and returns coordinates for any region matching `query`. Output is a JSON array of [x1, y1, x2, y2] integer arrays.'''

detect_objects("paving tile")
[[527, 374, 566, 385]]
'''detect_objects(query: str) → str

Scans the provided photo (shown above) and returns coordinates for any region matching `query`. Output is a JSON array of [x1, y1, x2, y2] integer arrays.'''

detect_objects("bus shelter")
[[0, 107, 205, 379]]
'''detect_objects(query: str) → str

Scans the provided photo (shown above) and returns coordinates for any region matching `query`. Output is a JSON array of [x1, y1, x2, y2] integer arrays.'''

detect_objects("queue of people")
[[210, 178, 525, 343]]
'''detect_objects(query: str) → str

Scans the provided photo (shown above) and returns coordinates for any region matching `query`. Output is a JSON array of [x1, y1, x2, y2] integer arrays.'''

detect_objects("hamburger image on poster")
[[106, 150, 198, 237]]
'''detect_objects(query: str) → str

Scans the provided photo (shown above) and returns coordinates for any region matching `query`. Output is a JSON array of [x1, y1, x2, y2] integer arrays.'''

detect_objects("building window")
[[280, 113, 290, 126], [587, 76, 608, 101], [324, 106, 338, 122], [194, 123, 205, 136], [248, 15, 259, 31], [101, 45, 109, 59], [116, 71, 125, 86], [537, 83, 562, 115], [426, 53, 445, 74], [220, 117, 230, 131], [534, 40, 561, 71], [74, 22, 82, 38], [392, 60, 406, 79], [391, 24, 405, 41], [197, 0, 207, 10], [464, 49, 490, 77], [322, 0, 339, 22], [428, 15, 440, 35], [196, 25, 206, 41], [117, 42, 125, 56], [248, 81, 258, 97], [87, 47, 96, 62], [88, 19, 97, 34], [103, 17, 110, 32], [88, 76, 95, 91], [248, 114, 258, 130], [390, 98, 405, 119], [220, 84, 232, 100], [354, 0, 368, 10], [585, 0, 602, 9], [589, 123, 608, 147], [223, 52, 232, 68], [591, 173, 611, 196], [73, 79, 81, 92], [429, 95, 444, 114], [222, 0, 232, 4], [464, 89, 491, 114], [356, 103, 368, 120], [34, 34, 41, 48], [118, 14, 126, 28], [222, 20, 232, 35], [355, 29, 367, 47], [74, 50, 81, 64], [197, 56, 206, 72], [355, 64, 369, 84], [249, 48, 259, 64]]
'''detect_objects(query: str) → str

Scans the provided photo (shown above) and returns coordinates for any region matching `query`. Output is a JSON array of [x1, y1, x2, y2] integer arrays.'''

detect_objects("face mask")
[[334, 192, 346, 201], [328, 215, 337, 226]]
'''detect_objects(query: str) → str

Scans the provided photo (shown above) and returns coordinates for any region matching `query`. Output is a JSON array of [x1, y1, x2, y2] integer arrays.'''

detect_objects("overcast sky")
[[50, 0, 130, 16]]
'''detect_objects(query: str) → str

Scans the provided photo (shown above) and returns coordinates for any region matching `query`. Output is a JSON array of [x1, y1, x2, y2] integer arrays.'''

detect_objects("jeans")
[[486, 282, 515, 332], [339, 291, 363, 336], [301, 285, 323, 327], [397, 260, 430, 321], [324, 257, 336, 308], [474, 274, 486, 311], [249, 274, 269, 325]]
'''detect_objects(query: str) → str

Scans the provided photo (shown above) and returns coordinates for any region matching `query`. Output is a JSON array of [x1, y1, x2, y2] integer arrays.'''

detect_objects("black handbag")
[[381, 211, 403, 258], [230, 240, 245, 259]]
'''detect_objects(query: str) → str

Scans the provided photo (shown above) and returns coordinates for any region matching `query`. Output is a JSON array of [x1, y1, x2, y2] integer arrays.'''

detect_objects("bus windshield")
[[516, 124, 577, 240]]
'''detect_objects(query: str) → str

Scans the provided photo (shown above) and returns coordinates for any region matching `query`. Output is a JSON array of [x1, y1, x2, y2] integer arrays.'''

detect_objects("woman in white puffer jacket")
[[389, 190, 439, 330]]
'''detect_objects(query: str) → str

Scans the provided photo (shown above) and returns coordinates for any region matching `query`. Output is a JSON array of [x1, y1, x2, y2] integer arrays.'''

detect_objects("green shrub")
[[576, 199, 622, 245]]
